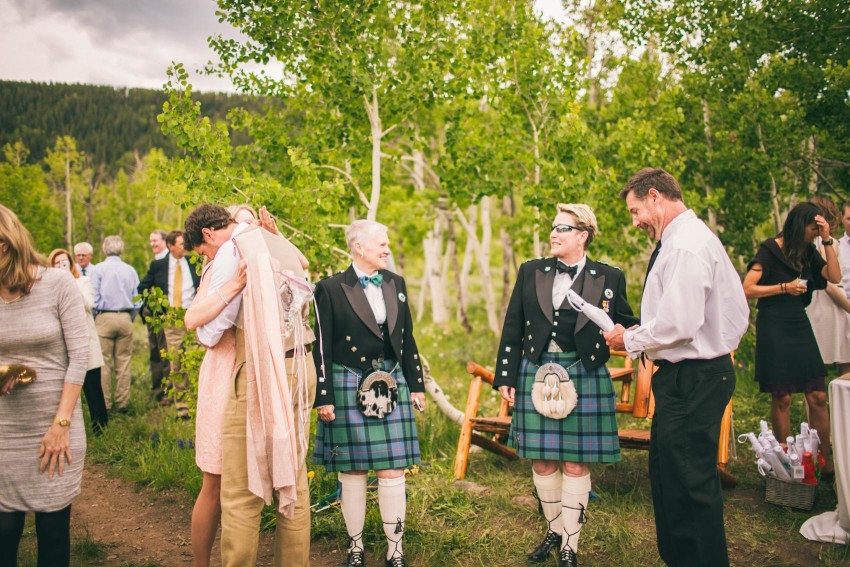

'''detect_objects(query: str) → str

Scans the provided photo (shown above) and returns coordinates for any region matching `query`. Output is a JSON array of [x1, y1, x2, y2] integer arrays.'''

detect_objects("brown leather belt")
[[285, 344, 313, 359]]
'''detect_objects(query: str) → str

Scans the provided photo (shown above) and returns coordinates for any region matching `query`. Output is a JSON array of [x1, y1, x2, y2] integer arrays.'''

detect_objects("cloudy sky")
[[0, 0, 567, 93]]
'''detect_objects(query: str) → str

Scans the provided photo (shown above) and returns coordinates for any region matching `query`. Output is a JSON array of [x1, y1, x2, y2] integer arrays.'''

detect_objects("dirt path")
[[71, 464, 343, 567]]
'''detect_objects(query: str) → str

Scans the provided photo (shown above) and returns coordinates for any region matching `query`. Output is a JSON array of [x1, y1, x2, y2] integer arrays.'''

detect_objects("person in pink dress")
[[184, 237, 246, 567]]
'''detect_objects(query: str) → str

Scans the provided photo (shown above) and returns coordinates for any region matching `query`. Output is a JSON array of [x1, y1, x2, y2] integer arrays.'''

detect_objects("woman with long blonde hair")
[[0, 205, 90, 567]]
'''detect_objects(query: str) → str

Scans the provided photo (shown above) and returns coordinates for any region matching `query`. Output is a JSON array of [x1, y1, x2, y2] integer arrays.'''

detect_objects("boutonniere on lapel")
[[544, 266, 551, 272], [602, 300, 611, 313], [398, 292, 406, 303], [589, 269, 597, 275], [604, 288, 614, 299]]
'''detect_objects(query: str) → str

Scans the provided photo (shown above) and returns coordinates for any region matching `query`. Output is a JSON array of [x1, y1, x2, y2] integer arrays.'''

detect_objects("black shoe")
[[558, 548, 578, 567], [528, 531, 561, 562], [385, 556, 406, 567], [344, 549, 365, 567]]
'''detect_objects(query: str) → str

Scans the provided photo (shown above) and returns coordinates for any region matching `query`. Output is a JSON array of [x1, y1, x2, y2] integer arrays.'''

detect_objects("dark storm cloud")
[[12, 0, 225, 46]]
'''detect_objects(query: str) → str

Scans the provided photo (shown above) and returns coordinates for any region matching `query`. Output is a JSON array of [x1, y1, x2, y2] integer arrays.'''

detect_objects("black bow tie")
[[556, 262, 577, 277]]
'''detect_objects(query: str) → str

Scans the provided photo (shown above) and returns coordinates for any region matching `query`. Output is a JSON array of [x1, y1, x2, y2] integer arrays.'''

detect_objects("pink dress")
[[194, 262, 237, 475]]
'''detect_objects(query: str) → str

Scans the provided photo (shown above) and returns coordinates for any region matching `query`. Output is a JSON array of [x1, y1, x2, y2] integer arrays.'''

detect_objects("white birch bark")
[[458, 205, 476, 324]]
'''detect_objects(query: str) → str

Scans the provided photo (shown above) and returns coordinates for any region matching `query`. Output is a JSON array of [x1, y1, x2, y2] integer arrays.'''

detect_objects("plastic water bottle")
[[801, 452, 817, 485]]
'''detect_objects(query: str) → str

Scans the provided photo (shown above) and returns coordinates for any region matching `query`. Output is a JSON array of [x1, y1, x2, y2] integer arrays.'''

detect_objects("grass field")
[[14, 317, 850, 566]]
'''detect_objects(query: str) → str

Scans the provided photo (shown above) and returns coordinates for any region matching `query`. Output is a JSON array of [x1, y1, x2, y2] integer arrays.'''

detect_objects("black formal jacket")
[[137, 252, 201, 300], [312, 265, 425, 408], [493, 257, 639, 390]]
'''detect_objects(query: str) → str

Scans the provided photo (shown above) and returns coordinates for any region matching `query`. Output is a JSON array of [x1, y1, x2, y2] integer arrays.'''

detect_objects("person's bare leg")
[[805, 390, 833, 473], [770, 394, 792, 441], [192, 472, 222, 567]]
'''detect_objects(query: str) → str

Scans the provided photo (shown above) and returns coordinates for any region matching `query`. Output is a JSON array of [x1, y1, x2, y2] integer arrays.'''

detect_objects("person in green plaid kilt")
[[313, 220, 425, 567], [494, 204, 638, 567]]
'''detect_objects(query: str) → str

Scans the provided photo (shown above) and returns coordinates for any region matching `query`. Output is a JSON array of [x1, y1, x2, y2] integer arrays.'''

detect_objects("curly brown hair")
[[183, 204, 234, 251]]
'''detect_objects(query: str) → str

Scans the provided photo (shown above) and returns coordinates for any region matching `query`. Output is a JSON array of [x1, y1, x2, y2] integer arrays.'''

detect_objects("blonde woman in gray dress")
[[0, 205, 89, 567]]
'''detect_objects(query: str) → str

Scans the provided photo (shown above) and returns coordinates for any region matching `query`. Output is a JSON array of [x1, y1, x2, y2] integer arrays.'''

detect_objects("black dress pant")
[[649, 354, 735, 567], [82, 367, 109, 433], [147, 324, 168, 393]]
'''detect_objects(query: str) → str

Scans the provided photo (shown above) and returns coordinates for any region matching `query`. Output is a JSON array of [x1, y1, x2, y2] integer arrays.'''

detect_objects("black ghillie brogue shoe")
[[528, 531, 562, 562], [344, 549, 365, 567], [385, 555, 407, 567], [558, 547, 578, 567]]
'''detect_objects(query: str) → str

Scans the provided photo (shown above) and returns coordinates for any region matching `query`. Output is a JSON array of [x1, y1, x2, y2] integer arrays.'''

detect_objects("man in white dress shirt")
[[604, 168, 749, 567]]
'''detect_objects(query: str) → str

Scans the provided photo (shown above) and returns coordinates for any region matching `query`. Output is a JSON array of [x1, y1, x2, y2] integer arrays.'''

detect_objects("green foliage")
[[0, 79, 266, 168], [136, 286, 203, 417], [0, 142, 65, 251]]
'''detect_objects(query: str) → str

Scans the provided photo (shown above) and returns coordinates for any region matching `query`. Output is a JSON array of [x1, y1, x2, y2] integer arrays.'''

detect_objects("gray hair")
[[345, 220, 388, 255], [102, 235, 124, 256], [150, 229, 167, 241], [74, 242, 93, 255]]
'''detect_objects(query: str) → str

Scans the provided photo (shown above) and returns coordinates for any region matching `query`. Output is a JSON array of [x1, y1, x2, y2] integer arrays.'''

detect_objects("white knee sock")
[[532, 469, 563, 535], [339, 472, 368, 551], [561, 473, 591, 553], [378, 475, 406, 559]]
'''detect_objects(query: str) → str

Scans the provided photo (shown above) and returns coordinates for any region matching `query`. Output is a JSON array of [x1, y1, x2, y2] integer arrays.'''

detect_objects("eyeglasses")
[[552, 223, 584, 233]]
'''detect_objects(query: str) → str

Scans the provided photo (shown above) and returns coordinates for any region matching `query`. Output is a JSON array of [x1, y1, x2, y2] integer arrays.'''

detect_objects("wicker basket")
[[764, 476, 817, 510]]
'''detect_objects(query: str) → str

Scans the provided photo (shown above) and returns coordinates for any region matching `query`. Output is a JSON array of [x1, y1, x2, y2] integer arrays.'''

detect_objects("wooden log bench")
[[453, 352, 737, 487]]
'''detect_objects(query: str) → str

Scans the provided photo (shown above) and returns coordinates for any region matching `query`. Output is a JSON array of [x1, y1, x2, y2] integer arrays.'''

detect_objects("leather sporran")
[[357, 368, 399, 419], [531, 362, 577, 420], [0, 364, 37, 389]]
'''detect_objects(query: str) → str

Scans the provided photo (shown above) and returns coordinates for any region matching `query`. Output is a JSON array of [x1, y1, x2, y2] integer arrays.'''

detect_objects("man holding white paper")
[[604, 168, 749, 567]]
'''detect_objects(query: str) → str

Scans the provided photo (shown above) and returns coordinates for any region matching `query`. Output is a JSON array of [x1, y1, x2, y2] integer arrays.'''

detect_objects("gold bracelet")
[[216, 289, 229, 305]]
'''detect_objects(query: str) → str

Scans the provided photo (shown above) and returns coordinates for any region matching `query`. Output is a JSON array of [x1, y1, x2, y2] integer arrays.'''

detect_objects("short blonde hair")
[[556, 203, 599, 245], [345, 220, 388, 255]]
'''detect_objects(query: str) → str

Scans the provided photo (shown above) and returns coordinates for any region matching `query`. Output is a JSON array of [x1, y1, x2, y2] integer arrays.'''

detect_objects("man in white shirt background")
[[74, 242, 95, 277], [604, 168, 749, 567]]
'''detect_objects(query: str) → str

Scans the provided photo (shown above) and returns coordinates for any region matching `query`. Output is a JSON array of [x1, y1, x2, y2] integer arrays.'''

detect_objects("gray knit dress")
[[0, 267, 89, 512]]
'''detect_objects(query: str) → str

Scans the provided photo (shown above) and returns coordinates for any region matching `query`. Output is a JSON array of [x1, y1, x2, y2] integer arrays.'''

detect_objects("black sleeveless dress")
[[748, 239, 827, 393]]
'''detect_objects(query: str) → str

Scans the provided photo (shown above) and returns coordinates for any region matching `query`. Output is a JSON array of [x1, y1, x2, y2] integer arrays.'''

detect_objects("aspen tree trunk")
[[701, 99, 718, 232], [458, 206, 476, 325], [478, 197, 499, 334], [416, 249, 430, 324], [531, 122, 543, 258], [807, 136, 819, 194], [447, 214, 471, 332], [757, 123, 782, 233], [499, 195, 515, 322], [364, 87, 382, 221], [424, 213, 449, 326], [455, 203, 499, 333], [64, 150, 72, 251]]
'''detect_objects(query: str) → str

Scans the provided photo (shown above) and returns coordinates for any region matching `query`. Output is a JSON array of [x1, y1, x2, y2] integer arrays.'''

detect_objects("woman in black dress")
[[743, 202, 840, 474]]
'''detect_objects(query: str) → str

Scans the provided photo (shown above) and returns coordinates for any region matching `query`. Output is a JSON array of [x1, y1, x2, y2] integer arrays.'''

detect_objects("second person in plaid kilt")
[[494, 204, 638, 567], [313, 220, 425, 567]]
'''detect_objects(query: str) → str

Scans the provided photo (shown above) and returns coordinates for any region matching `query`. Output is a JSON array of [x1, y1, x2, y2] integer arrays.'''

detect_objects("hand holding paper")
[[566, 289, 615, 332]]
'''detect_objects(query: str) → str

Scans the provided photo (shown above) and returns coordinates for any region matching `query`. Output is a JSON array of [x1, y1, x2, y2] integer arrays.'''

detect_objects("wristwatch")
[[823, 238, 834, 246], [54, 417, 70, 427]]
